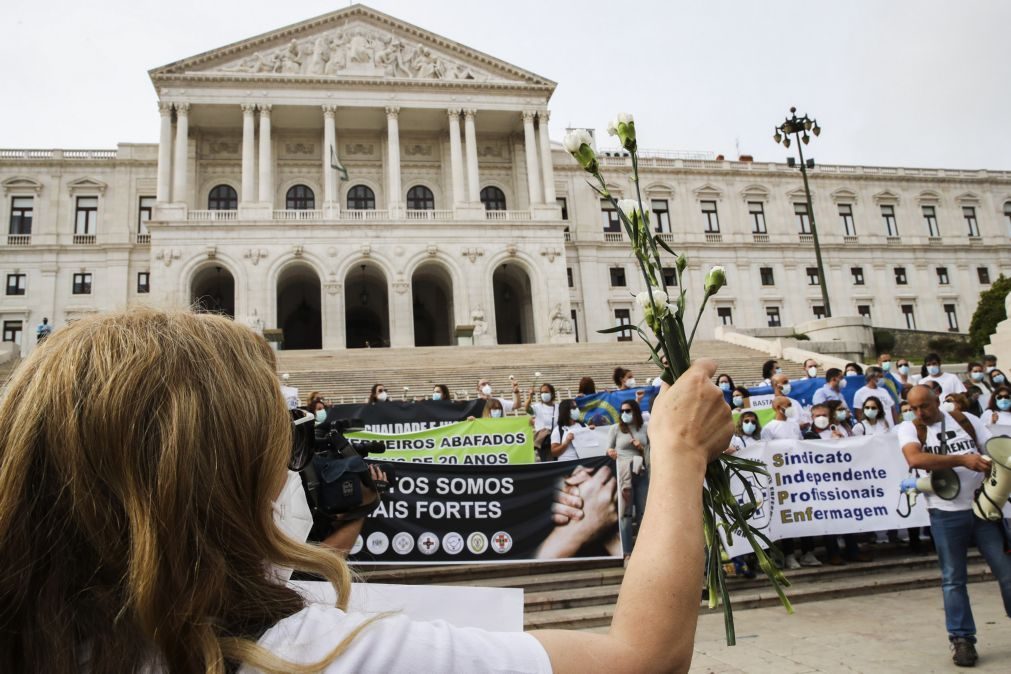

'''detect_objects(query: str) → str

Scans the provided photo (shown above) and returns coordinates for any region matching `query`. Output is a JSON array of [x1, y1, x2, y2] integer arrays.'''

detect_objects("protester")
[[877, 353, 894, 376], [924, 380, 943, 397], [812, 368, 847, 406], [900, 400, 915, 423], [35, 317, 53, 343], [827, 401, 854, 435], [431, 383, 451, 401], [760, 359, 781, 387], [807, 403, 849, 439], [983, 354, 998, 373], [942, 393, 974, 417], [716, 373, 735, 394], [486, 397, 505, 418], [920, 353, 966, 398], [802, 358, 819, 379], [984, 384, 1011, 426], [528, 383, 560, 462], [367, 383, 389, 404], [761, 396, 803, 440], [606, 399, 650, 562], [898, 385, 1011, 667], [728, 410, 761, 453], [987, 368, 1007, 389], [844, 362, 863, 376], [577, 376, 596, 395], [964, 362, 991, 415], [306, 391, 325, 407], [613, 367, 637, 390], [730, 385, 750, 410], [550, 399, 588, 461], [890, 356, 918, 390], [852, 395, 891, 435], [772, 373, 810, 428], [476, 376, 522, 417], [854, 367, 897, 424]]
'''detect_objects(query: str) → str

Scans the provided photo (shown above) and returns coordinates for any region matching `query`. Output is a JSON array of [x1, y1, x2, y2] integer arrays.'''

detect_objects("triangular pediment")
[[2, 176, 44, 194], [66, 177, 108, 195], [150, 4, 553, 89]]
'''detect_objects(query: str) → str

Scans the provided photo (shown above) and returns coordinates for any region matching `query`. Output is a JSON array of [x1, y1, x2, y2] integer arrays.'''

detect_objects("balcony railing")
[[604, 232, 623, 242], [657, 232, 675, 244], [564, 231, 572, 242], [843, 235, 859, 244], [342, 209, 390, 221], [5, 234, 31, 246], [798, 233, 814, 243], [886, 236, 902, 244], [928, 236, 942, 245], [73, 234, 96, 245], [705, 232, 723, 243], [188, 210, 238, 222], [485, 210, 531, 221], [273, 209, 323, 221], [405, 209, 453, 221], [752, 233, 770, 243], [132, 232, 151, 245]]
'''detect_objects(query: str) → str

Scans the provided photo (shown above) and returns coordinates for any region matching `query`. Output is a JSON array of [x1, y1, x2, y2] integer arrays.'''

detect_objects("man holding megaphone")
[[898, 385, 1011, 668]]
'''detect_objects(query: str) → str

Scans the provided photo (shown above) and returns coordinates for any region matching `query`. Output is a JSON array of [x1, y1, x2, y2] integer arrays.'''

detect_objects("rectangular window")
[[601, 200, 620, 232], [922, 205, 939, 237], [701, 201, 720, 233], [137, 272, 150, 294], [138, 196, 155, 233], [567, 267, 574, 288], [857, 304, 872, 320], [978, 266, 991, 284], [963, 206, 979, 237], [9, 196, 34, 235], [936, 266, 949, 285], [5, 273, 26, 296], [901, 304, 916, 329], [813, 305, 827, 320], [557, 197, 568, 220], [766, 306, 782, 328], [894, 267, 907, 285], [881, 204, 898, 236], [652, 199, 670, 233], [794, 202, 811, 234], [839, 203, 856, 236], [717, 307, 733, 326], [806, 266, 819, 286], [748, 201, 767, 234], [851, 266, 864, 285], [944, 303, 959, 331], [662, 266, 678, 287], [72, 272, 92, 295], [609, 267, 626, 287], [2, 320, 22, 346], [760, 267, 775, 286], [1005, 202, 1011, 233], [570, 308, 579, 342], [614, 308, 632, 342], [75, 196, 98, 235]]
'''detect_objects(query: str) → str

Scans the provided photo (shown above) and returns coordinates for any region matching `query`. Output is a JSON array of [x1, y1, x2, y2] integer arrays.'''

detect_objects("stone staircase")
[[276, 341, 803, 404], [355, 545, 992, 631]]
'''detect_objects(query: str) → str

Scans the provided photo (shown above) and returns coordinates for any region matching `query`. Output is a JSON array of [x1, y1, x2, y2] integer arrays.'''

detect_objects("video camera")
[[290, 407, 395, 531]]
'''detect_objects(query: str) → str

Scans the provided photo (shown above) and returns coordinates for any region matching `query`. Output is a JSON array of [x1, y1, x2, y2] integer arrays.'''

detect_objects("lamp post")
[[773, 107, 830, 318]]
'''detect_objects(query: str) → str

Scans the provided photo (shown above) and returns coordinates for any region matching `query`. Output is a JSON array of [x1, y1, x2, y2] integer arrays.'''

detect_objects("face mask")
[[781, 383, 792, 395], [807, 367, 818, 378], [784, 405, 798, 419], [621, 412, 634, 424], [490, 409, 503, 418], [902, 410, 915, 422], [846, 370, 857, 376], [898, 365, 910, 375], [271, 470, 315, 582], [971, 372, 984, 382], [719, 382, 731, 392], [986, 366, 996, 373], [314, 409, 327, 425], [927, 365, 940, 377], [481, 384, 493, 396], [571, 409, 582, 421], [814, 416, 830, 430], [541, 392, 552, 403], [941, 401, 956, 413], [839, 379, 848, 389], [997, 398, 1011, 411], [732, 396, 744, 408], [775, 368, 783, 375], [835, 410, 848, 421], [625, 378, 636, 387], [995, 375, 1006, 385], [863, 408, 879, 420], [881, 361, 892, 372], [432, 391, 443, 401], [377, 391, 388, 402], [742, 421, 756, 435]]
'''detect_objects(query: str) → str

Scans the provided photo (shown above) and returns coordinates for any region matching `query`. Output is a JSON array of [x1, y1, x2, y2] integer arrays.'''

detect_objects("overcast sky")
[[2, 0, 1008, 169]]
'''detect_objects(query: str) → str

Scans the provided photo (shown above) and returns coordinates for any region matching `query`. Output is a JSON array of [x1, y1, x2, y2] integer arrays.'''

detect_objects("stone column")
[[522, 110, 543, 206], [385, 106, 402, 215], [156, 102, 173, 202], [463, 109, 480, 204], [537, 109, 556, 204], [258, 105, 273, 206], [241, 103, 257, 204], [322, 105, 337, 208], [447, 109, 465, 208], [171, 103, 190, 204]]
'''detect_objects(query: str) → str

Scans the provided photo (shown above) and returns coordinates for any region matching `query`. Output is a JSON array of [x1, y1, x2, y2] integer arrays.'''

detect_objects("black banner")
[[349, 456, 620, 563], [325, 399, 486, 432]]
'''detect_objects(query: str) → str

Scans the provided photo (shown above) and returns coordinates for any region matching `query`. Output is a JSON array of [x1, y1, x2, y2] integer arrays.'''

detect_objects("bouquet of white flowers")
[[564, 115, 793, 645]]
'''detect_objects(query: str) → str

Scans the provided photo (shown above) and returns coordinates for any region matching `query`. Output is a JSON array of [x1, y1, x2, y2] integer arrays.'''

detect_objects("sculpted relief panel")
[[214, 23, 497, 81]]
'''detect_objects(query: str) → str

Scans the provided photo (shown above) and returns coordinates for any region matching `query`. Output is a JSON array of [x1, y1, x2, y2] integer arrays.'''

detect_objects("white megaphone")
[[972, 437, 1011, 521], [901, 468, 961, 508]]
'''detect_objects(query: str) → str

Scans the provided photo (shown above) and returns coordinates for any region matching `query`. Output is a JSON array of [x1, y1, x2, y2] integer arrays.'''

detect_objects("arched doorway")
[[276, 264, 322, 350], [493, 263, 534, 344], [191, 265, 235, 317], [345, 264, 390, 348], [412, 263, 454, 346]]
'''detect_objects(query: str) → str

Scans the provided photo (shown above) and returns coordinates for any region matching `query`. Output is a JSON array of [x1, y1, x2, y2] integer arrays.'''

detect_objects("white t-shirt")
[[984, 410, 1011, 427], [896, 411, 991, 512], [760, 419, 803, 441], [852, 419, 891, 436], [529, 402, 559, 432], [920, 371, 966, 398], [729, 434, 760, 452], [241, 605, 552, 673], [550, 424, 582, 461]]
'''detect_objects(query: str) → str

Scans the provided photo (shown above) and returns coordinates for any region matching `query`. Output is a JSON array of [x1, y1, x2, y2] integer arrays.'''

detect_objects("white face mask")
[[838, 379, 848, 389], [846, 370, 857, 376], [941, 401, 956, 413], [863, 408, 879, 420], [376, 391, 388, 402], [986, 366, 996, 373], [625, 378, 636, 388], [807, 366, 818, 378], [835, 410, 848, 421], [481, 384, 493, 396], [775, 368, 783, 375], [571, 409, 582, 421], [781, 383, 792, 395], [432, 391, 443, 401], [271, 470, 315, 582], [490, 409, 503, 418], [784, 405, 798, 419], [621, 411, 634, 424], [541, 392, 552, 403], [813, 415, 830, 430]]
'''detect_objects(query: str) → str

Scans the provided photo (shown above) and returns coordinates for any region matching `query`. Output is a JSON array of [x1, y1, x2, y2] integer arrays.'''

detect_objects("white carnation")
[[617, 112, 634, 124], [636, 289, 669, 308], [562, 129, 592, 153], [616, 198, 638, 220]]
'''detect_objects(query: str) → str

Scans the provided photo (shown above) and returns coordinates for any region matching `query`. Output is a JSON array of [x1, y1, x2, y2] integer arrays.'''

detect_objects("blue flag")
[[575, 386, 660, 425]]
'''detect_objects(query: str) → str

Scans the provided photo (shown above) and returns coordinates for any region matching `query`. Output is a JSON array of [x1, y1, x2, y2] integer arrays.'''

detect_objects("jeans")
[[928, 508, 1011, 642], [619, 471, 649, 555]]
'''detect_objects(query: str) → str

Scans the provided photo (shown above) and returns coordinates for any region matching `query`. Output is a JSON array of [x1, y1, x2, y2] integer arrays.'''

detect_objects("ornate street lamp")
[[774, 107, 830, 317]]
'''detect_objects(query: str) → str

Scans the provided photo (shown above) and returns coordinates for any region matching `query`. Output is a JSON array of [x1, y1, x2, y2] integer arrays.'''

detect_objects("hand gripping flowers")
[[563, 117, 792, 645]]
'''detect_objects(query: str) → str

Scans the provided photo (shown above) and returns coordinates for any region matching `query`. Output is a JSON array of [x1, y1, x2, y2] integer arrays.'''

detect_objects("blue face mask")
[[432, 391, 443, 401], [927, 365, 941, 377], [732, 396, 744, 408], [719, 382, 731, 392], [902, 410, 915, 422], [995, 375, 1007, 385], [997, 398, 1011, 411], [742, 421, 756, 435], [314, 409, 327, 425], [491, 409, 503, 418]]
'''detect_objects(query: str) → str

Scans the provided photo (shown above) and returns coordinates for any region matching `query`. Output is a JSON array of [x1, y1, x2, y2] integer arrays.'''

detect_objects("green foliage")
[[873, 329, 896, 355], [969, 274, 1011, 353], [926, 337, 976, 362], [790, 333, 810, 341]]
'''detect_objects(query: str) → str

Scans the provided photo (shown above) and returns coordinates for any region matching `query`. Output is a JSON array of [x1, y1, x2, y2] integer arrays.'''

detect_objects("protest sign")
[[348, 456, 620, 564], [347, 416, 535, 465], [325, 399, 486, 431]]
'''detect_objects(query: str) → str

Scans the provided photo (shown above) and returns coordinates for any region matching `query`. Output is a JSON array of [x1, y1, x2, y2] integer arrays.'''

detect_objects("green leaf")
[[597, 325, 635, 335]]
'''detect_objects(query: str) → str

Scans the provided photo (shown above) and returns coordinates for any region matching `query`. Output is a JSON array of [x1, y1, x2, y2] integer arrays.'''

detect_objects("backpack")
[[913, 409, 977, 451]]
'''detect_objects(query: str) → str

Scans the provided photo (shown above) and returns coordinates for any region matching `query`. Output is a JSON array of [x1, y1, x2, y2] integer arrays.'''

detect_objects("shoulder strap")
[[913, 418, 926, 445], [950, 410, 978, 446]]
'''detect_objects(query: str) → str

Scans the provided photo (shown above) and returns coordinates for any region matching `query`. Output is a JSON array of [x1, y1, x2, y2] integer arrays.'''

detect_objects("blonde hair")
[[0, 309, 359, 673]]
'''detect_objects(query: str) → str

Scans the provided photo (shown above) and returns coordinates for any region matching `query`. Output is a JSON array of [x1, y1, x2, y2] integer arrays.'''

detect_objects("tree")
[[969, 274, 1011, 354]]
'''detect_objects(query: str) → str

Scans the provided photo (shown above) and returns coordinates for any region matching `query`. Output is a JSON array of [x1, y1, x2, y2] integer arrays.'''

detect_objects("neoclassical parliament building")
[[2, 4, 1011, 356]]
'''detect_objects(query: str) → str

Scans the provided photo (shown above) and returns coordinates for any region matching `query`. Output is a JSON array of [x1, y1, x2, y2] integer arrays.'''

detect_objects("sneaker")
[[799, 551, 823, 567], [784, 553, 802, 570], [951, 638, 978, 667]]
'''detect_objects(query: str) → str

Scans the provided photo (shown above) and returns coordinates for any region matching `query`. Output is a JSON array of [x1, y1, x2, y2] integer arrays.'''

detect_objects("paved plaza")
[[691, 586, 1010, 673]]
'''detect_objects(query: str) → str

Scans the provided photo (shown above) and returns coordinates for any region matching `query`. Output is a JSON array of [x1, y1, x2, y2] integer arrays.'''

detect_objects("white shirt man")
[[477, 378, 521, 416], [853, 368, 896, 424], [760, 396, 803, 440], [920, 359, 966, 398]]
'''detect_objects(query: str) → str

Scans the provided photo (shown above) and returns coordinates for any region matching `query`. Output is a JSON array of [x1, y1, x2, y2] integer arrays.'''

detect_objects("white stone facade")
[[2, 5, 1010, 356]]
